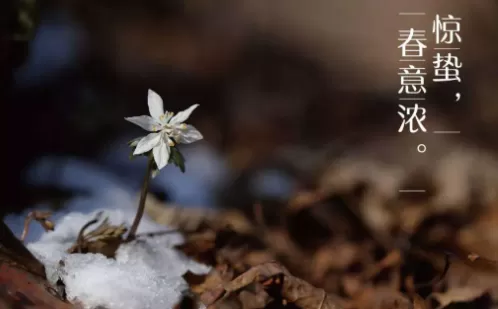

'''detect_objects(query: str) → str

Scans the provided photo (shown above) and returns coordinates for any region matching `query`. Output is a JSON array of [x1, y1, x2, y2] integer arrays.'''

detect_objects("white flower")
[[125, 89, 203, 170]]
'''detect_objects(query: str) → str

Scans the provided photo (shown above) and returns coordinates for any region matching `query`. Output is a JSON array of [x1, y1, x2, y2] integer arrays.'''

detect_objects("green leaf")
[[127, 137, 142, 147], [170, 147, 186, 173], [129, 150, 136, 160], [151, 159, 158, 171], [151, 169, 159, 178], [177, 150, 186, 173], [128, 146, 151, 161], [14, 0, 40, 42]]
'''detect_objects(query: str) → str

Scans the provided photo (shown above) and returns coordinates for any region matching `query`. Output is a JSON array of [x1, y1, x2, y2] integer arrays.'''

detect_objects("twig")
[[20, 211, 54, 242], [21, 212, 35, 243], [361, 249, 402, 281], [75, 214, 101, 253], [418, 252, 451, 289], [127, 154, 154, 241], [318, 289, 327, 309], [136, 229, 179, 238], [410, 250, 452, 290]]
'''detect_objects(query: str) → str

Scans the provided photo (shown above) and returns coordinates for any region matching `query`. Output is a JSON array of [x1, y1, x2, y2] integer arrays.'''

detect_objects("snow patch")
[[5, 156, 211, 309], [27, 209, 210, 309]]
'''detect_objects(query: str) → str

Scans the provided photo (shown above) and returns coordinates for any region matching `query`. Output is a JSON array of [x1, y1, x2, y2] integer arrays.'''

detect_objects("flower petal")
[[169, 104, 199, 125], [162, 133, 175, 146], [125, 115, 160, 131], [153, 139, 171, 170], [148, 89, 165, 120], [174, 125, 203, 144], [133, 132, 161, 155]]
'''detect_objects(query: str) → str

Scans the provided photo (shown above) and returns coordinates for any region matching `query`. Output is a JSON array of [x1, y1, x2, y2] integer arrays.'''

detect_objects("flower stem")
[[127, 154, 154, 241]]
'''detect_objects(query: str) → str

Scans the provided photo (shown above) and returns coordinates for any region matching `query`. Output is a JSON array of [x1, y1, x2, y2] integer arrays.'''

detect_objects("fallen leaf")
[[207, 293, 243, 309], [177, 229, 217, 265], [198, 266, 235, 306], [429, 287, 491, 309], [173, 294, 197, 309], [341, 275, 363, 298], [222, 262, 344, 309], [183, 271, 209, 294], [288, 190, 325, 212], [145, 194, 253, 234], [411, 294, 428, 309], [350, 286, 411, 309], [362, 250, 402, 281], [311, 242, 360, 281], [238, 289, 271, 309]]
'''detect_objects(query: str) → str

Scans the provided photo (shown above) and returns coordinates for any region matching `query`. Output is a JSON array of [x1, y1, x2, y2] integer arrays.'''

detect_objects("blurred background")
[[3, 0, 498, 232]]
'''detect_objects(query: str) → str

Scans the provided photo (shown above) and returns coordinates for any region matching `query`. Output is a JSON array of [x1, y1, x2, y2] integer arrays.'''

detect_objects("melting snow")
[[5, 156, 211, 309]]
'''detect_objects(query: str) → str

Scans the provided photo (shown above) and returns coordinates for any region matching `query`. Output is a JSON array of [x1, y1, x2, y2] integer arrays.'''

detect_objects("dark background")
[[3, 0, 498, 217]]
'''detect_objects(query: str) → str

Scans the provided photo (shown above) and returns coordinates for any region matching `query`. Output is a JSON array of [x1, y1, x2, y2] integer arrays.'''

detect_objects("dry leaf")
[[411, 294, 428, 309], [67, 214, 127, 258], [207, 293, 243, 309], [184, 266, 233, 297], [350, 286, 411, 309], [429, 287, 491, 309], [197, 266, 235, 306], [311, 242, 360, 281], [341, 275, 363, 298], [177, 230, 217, 265], [145, 194, 253, 233], [173, 294, 197, 309], [238, 289, 271, 309], [288, 190, 325, 212], [221, 262, 344, 309], [362, 250, 402, 281], [183, 271, 209, 294]]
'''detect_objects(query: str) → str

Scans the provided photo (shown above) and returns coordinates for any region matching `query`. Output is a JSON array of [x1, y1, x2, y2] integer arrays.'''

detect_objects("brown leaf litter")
[[6, 146, 498, 309], [151, 179, 498, 309]]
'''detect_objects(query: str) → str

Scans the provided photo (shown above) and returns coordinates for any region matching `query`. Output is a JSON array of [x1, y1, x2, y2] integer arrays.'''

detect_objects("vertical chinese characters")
[[433, 15, 463, 84], [396, 12, 463, 193], [397, 13, 463, 152], [398, 25, 428, 147], [398, 103, 426, 133]]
